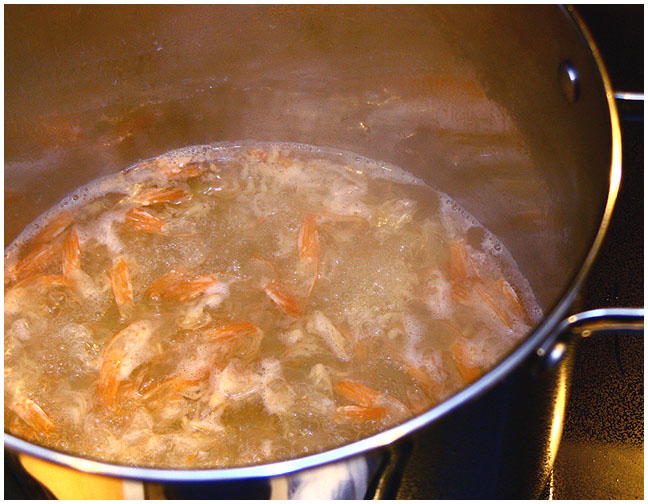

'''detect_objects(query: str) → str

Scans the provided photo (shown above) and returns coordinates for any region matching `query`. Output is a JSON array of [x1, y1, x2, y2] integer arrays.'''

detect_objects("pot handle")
[[614, 91, 644, 121], [535, 308, 644, 371]]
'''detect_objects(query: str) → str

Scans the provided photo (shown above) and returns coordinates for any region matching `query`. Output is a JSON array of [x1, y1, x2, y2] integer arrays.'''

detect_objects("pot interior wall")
[[5, 5, 612, 312]]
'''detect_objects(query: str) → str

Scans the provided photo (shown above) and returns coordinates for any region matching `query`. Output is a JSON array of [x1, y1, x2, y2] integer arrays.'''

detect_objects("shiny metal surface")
[[558, 61, 581, 103], [4, 5, 613, 311], [614, 91, 645, 101], [3, 4, 629, 485], [568, 308, 644, 337], [534, 308, 643, 372]]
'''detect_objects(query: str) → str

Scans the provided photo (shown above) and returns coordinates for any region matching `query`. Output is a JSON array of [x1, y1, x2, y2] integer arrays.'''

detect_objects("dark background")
[[546, 4, 644, 500]]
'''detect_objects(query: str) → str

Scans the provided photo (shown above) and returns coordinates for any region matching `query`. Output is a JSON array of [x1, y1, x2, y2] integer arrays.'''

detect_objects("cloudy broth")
[[4, 142, 541, 468]]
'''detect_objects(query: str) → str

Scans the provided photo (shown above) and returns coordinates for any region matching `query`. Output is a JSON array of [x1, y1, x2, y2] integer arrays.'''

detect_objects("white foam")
[[280, 327, 306, 345], [326, 181, 371, 219], [110, 320, 155, 380], [217, 360, 260, 399], [175, 343, 216, 382], [259, 358, 296, 416], [4, 141, 424, 261], [9, 318, 31, 342], [402, 314, 426, 343], [419, 351, 448, 384], [4, 288, 29, 315], [309, 363, 332, 393], [423, 270, 453, 320], [55, 390, 89, 427], [76, 208, 128, 254], [305, 311, 351, 361]]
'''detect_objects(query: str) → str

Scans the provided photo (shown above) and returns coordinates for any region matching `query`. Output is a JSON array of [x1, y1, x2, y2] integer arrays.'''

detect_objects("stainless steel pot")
[[4, 4, 643, 498]]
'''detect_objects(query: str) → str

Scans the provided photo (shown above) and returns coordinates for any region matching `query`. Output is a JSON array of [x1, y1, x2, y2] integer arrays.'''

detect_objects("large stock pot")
[[4, 5, 643, 499]]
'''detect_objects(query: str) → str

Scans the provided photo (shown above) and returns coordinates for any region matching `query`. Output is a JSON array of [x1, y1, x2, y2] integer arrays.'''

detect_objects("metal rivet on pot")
[[558, 61, 580, 103]]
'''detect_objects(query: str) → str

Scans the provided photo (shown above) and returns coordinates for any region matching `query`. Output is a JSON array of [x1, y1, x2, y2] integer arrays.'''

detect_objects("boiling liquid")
[[4, 142, 541, 468]]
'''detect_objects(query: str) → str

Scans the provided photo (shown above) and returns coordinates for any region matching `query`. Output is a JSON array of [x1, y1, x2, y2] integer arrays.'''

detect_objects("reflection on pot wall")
[[5, 5, 613, 314]]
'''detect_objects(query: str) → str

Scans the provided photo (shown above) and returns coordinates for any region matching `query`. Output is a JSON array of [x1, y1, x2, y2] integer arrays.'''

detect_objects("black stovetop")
[[523, 6, 644, 499], [539, 96, 643, 499], [546, 9, 644, 494]]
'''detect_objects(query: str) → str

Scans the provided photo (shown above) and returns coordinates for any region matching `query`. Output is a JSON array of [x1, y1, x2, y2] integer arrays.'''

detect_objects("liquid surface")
[[4, 142, 542, 469]]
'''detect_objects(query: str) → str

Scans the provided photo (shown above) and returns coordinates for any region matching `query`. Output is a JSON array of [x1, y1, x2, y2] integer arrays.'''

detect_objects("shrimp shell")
[[10, 241, 62, 285], [62, 229, 81, 275], [32, 211, 74, 246], [204, 322, 260, 340], [11, 397, 56, 433], [134, 187, 191, 206], [334, 380, 381, 408], [386, 342, 441, 402], [498, 279, 529, 323], [12, 274, 74, 291], [147, 270, 220, 303], [110, 256, 133, 316], [451, 341, 481, 384], [263, 281, 302, 317], [142, 371, 210, 402], [298, 216, 320, 296], [157, 160, 206, 180], [204, 322, 263, 362], [334, 405, 387, 423], [475, 285, 513, 330], [125, 207, 167, 235], [98, 319, 154, 406], [298, 216, 320, 261], [449, 241, 468, 283]]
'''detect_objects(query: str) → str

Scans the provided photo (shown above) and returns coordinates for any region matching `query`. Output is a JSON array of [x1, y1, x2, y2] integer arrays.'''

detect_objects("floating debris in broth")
[[4, 142, 542, 468]]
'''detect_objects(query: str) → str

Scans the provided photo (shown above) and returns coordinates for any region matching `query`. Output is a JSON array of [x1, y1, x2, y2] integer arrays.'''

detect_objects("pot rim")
[[4, 5, 623, 482]]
